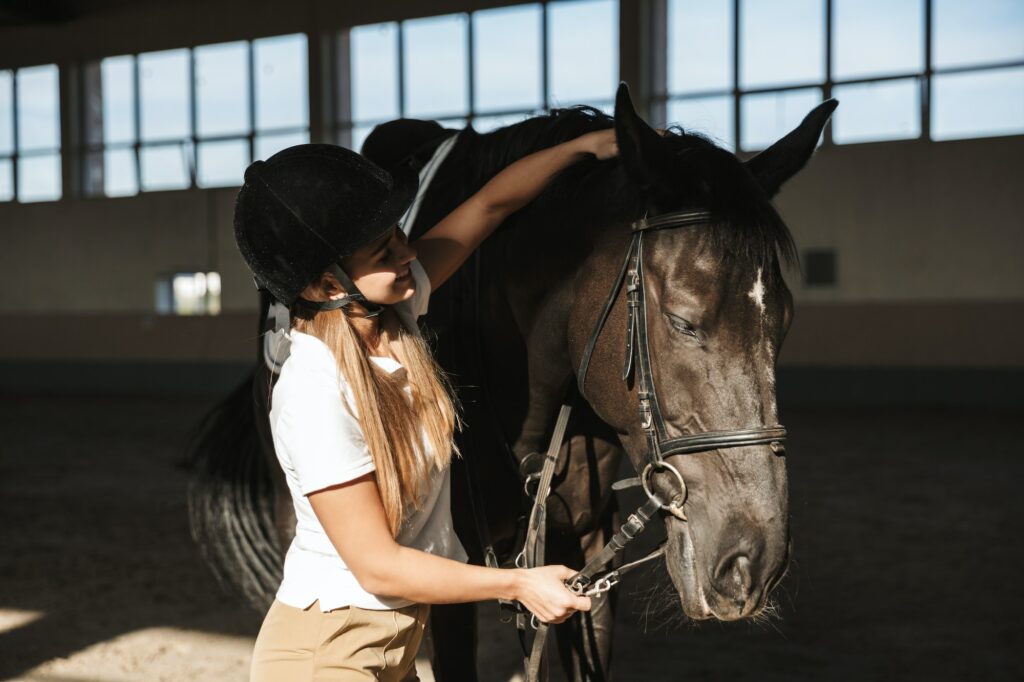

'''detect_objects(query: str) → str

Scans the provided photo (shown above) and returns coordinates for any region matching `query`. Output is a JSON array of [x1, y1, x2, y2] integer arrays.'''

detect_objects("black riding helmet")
[[233, 143, 418, 311]]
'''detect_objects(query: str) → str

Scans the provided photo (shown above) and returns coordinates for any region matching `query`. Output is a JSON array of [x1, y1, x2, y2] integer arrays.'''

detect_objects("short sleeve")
[[407, 258, 432, 318], [274, 371, 376, 496]]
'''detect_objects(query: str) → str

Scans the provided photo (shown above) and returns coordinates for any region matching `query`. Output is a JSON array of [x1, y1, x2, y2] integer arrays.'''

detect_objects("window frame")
[[0, 63, 63, 203], [81, 34, 310, 198], [334, 0, 619, 150], [657, 0, 1024, 151]]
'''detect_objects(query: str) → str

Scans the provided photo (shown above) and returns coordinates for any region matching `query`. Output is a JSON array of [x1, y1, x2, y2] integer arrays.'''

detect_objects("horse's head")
[[573, 84, 835, 621]]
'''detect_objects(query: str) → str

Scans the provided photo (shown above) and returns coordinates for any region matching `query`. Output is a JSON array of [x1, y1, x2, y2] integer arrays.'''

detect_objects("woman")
[[234, 128, 618, 681]]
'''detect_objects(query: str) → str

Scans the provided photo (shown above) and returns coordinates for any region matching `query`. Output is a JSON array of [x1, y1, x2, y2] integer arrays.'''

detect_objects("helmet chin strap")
[[294, 262, 385, 318]]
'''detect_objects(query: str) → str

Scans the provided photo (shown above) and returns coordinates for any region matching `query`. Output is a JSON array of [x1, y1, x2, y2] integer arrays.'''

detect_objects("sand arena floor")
[[0, 394, 1021, 681]]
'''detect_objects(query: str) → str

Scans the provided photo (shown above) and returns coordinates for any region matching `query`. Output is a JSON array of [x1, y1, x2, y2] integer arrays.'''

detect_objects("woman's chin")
[[391, 278, 415, 301]]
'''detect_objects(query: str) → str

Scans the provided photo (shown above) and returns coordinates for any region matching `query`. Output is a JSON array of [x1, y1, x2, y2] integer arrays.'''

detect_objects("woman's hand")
[[572, 128, 619, 161], [513, 565, 592, 624]]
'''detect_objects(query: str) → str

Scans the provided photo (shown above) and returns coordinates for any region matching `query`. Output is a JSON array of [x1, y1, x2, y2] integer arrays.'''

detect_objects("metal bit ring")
[[641, 461, 688, 520]]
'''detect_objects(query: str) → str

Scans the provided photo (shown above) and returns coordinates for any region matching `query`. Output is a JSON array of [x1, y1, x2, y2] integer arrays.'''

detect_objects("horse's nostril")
[[714, 553, 754, 603]]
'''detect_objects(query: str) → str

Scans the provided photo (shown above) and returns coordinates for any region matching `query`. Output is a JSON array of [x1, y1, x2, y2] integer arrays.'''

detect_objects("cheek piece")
[[293, 262, 385, 318]]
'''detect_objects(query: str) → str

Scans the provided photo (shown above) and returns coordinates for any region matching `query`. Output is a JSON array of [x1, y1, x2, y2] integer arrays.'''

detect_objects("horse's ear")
[[744, 99, 838, 198], [614, 82, 669, 188]]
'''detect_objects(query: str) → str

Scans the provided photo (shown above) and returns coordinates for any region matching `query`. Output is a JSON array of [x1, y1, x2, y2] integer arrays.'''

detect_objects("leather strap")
[[519, 401, 573, 682], [659, 426, 787, 457], [293, 292, 378, 313], [577, 236, 635, 396], [568, 494, 663, 593]]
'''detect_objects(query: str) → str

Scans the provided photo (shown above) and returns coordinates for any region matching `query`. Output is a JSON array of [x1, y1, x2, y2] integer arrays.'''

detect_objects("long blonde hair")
[[292, 301, 462, 537]]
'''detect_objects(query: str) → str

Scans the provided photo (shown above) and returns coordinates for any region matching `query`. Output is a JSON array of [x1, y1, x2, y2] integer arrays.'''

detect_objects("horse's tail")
[[186, 368, 282, 611]]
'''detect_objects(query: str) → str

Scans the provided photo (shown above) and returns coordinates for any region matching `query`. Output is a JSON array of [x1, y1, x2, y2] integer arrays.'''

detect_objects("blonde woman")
[[234, 131, 618, 681]]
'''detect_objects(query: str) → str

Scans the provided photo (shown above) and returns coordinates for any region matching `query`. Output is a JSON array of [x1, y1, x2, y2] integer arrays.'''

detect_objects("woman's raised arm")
[[412, 128, 618, 291]]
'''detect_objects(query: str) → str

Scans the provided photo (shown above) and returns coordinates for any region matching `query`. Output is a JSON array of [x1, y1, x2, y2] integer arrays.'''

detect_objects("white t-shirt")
[[268, 258, 467, 612]]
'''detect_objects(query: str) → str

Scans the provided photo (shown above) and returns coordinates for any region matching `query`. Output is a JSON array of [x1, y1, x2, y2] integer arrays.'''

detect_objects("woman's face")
[[339, 225, 417, 306]]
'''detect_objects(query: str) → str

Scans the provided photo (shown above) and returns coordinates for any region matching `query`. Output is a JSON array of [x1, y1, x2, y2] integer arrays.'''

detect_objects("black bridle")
[[577, 207, 787, 471], [519, 207, 787, 681]]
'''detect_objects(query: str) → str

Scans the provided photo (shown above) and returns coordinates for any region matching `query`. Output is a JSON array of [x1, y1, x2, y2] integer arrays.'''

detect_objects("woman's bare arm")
[[412, 128, 618, 291], [308, 473, 591, 623]]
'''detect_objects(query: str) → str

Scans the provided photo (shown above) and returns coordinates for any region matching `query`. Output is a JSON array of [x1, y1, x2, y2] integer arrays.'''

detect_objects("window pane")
[[196, 41, 249, 138], [351, 23, 399, 123], [349, 124, 375, 152], [832, 78, 920, 144], [548, 0, 618, 106], [669, 0, 733, 94], [101, 56, 135, 145], [740, 0, 824, 89], [933, 0, 1024, 69], [833, 0, 923, 79], [931, 67, 1024, 141], [667, 95, 735, 150], [139, 49, 190, 142], [0, 158, 12, 201], [162, 272, 221, 315], [473, 112, 533, 133], [17, 153, 61, 202], [255, 34, 308, 131], [0, 71, 12, 155], [474, 5, 542, 113], [255, 131, 309, 161], [17, 64, 60, 151], [141, 143, 191, 190], [104, 148, 138, 197], [404, 14, 469, 118], [197, 139, 248, 188], [740, 87, 822, 151], [436, 117, 467, 129]]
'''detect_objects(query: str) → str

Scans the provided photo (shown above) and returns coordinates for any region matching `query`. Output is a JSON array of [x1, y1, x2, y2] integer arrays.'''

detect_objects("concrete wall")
[[3, 135, 1020, 368]]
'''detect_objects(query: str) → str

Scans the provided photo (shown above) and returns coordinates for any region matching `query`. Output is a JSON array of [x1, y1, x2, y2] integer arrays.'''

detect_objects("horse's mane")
[[439, 105, 796, 269]]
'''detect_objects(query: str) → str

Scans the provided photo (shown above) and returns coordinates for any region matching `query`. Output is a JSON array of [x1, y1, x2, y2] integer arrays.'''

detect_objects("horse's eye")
[[665, 313, 707, 346]]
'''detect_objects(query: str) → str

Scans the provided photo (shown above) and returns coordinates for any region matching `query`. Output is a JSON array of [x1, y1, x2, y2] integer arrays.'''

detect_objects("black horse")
[[189, 83, 835, 680]]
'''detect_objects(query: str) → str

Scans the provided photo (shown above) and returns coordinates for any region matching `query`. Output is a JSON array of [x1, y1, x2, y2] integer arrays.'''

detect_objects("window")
[[832, 79, 920, 144], [930, 0, 1024, 141], [931, 66, 1024, 141], [84, 34, 308, 197], [932, 0, 1024, 70], [404, 14, 469, 119], [0, 64, 62, 202], [339, 1, 619, 152], [474, 4, 543, 115], [667, 96, 734, 149], [664, 0, 1024, 150], [833, 0, 924, 80], [740, 0, 825, 90], [666, 0, 735, 149], [741, 88, 823, 151], [547, 0, 618, 107], [156, 271, 222, 315]]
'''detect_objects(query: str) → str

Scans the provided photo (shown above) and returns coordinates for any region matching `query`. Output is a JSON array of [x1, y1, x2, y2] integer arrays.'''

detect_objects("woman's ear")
[[319, 271, 348, 300]]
